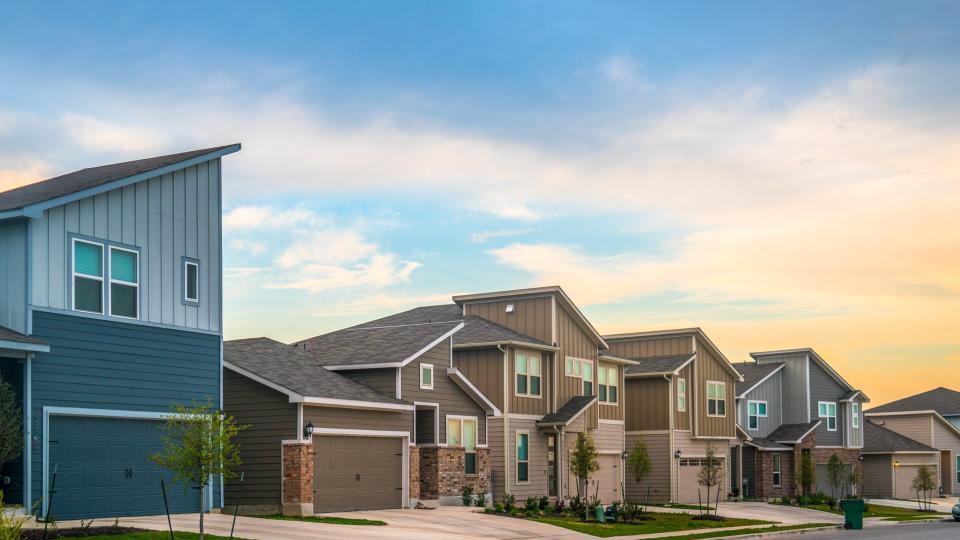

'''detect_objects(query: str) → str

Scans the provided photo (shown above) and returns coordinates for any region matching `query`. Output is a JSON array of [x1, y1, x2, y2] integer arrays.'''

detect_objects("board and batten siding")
[[454, 348, 504, 410], [29, 159, 222, 332], [556, 303, 600, 428], [675, 362, 692, 431], [463, 296, 552, 344], [0, 220, 27, 333], [598, 360, 624, 421], [607, 336, 693, 359], [509, 348, 552, 416], [738, 369, 783, 439], [808, 360, 847, 446], [625, 378, 670, 431], [695, 340, 736, 438], [222, 368, 297, 508], [401, 340, 486, 445], [845, 399, 865, 448], [29, 309, 222, 509], [756, 353, 808, 424]]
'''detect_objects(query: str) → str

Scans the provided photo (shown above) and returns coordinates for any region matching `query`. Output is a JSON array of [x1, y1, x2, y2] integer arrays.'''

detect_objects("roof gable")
[[734, 361, 784, 398], [605, 328, 743, 381], [864, 421, 939, 453], [867, 387, 960, 417]]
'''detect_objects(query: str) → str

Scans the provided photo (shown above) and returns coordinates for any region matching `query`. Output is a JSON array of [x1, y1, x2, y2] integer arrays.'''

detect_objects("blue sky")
[[2, 1, 959, 402]]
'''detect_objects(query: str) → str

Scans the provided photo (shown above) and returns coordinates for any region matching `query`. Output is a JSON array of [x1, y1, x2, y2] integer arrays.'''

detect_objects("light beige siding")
[[870, 415, 934, 445], [674, 430, 730, 504], [931, 420, 960, 494], [509, 418, 550, 499]]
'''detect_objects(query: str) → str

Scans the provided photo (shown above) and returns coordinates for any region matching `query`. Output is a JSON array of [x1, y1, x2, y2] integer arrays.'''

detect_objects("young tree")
[[826, 453, 845, 506], [0, 378, 22, 473], [798, 451, 815, 502], [697, 446, 723, 517], [911, 466, 936, 512], [150, 401, 245, 540], [569, 432, 599, 515], [626, 440, 652, 505]]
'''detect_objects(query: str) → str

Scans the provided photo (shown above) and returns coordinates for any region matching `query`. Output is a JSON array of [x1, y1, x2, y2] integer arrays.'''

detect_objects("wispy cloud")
[[469, 228, 534, 243]]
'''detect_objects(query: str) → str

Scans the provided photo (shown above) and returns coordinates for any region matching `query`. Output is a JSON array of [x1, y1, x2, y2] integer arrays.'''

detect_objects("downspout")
[[666, 373, 676, 503], [499, 344, 510, 497]]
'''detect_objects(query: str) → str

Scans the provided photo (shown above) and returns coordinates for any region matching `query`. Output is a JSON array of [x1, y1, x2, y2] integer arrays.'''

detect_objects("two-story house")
[[0, 145, 240, 519], [735, 348, 869, 499], [865, 387, 960, 496], [605, 329, 742, 504]]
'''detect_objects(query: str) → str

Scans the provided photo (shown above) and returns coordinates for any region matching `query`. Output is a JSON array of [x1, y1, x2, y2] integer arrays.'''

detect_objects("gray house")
[[0, 145, 239, 519], [734, 348, 869, 499]]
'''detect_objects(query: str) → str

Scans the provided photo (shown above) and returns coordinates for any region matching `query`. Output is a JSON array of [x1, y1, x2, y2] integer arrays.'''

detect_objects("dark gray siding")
[[742, 446, 757, 498], [0, 220, 27, 333], [223, 368, 297, 508], [756, 353, 808, 424], [29, 310, 221, 509], [738, 370, 783, 438], [808, 361, 847, 447], [861, 455, 892, 498], [303, 405, 413, 434], [341, 368, 396, 397]]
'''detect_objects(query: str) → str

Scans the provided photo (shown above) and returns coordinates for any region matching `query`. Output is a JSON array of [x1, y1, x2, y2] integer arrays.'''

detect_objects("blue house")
[[0, 144, 240, 519]]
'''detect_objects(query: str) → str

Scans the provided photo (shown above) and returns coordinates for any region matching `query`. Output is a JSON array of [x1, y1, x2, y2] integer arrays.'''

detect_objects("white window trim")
[[183, 258, 200, 304], [706, 380, 727, 418], [516, 429, 530, 484], [772, 453, 782, 486], [108, 245, 140, 320], [71, 237, 105, 315], [677, 377, 687, 412], [598, 365, 618, 405], [514, 351, 542, 398], [852, 403, 860, 429], [419, 363, 434, 390], [819, 401, 837, 431], [747, 400, 767, 431], [446, 415, 479, 475]]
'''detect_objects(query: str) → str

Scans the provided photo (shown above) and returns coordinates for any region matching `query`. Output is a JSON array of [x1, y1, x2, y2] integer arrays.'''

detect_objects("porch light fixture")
[[621, 451, 629, 460], [674, 450, 682, 459], [304, 421, 315, 438], [505, 304, 515, 313]]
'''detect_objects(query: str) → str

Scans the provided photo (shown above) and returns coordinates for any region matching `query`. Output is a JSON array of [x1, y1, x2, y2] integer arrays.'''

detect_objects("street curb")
[[675, 525, 841, 540]]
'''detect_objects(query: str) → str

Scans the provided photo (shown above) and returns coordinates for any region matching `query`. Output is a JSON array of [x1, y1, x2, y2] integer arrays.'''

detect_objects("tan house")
[[605, 329, 743, 504], [861, 421, 942, 500], [865, 387, 960, 496]]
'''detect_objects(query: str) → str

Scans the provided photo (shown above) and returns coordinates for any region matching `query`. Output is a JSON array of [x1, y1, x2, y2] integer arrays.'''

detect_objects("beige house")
[[605, 329, 743, 504]]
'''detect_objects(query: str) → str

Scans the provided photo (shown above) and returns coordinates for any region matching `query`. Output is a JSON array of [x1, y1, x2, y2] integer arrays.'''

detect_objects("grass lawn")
[[645, 502, 714, 510], [260, 513, 387, 526], [57, 534, 246, 540], [534, 513, 772, 538], [800, 502, 948, 519], [663, 523, 835, 540]]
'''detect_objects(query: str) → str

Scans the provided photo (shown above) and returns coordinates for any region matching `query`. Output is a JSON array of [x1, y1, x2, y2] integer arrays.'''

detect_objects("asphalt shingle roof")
[[768, 421, 821, 443], [293, 320, 463, 367], [747, 438, 793, 451], [224, 338, 406, 405], [0, 325, 48, 346], [734, 362, 784, 396], [538, 395, 597, 426], [624, 354, 695, 376], [864, 421, 939, 453], [0, 145, 238, 212], [867, 387, 960, 417]]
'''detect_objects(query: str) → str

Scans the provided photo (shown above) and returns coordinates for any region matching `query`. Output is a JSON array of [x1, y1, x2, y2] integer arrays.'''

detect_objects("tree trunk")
[[198, 485, 205, 540]]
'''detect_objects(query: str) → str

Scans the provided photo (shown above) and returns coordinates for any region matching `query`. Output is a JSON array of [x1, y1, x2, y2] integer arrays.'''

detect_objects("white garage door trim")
[[41, 406, 213, 517], [307, 427, 411, 509]]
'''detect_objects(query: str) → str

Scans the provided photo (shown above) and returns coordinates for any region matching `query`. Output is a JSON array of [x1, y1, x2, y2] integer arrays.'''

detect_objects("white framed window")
[[72, 238, 104, 314], [747, 400, 768, 431], [677, 377, 687, 412], [182, 258, 200, 305], [108, 246, 139, 319], [852, 403, 860, 428], [565, 357, 582, 376], [515, 352, 541, 397], [772, 453, 781, 486], [447, 416, 478, 475], [516, 430, 529, 483], [818, 401, 837, 431], [598, 366, 618, 404], [706, 381, 726, 417], [581, 361, 593, 396], [420, 363, 434, 390]]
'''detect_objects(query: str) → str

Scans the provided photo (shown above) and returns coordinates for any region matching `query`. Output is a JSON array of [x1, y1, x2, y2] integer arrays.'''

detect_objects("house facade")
[[861, 420, 942, 500], [865, 387, 960, 496], [0, 145, 239, 519], [605, 329, 742, 504], [735, 348, 868, 500]]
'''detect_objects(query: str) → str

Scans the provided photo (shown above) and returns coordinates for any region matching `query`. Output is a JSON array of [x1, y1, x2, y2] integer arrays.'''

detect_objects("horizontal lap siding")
[[488, 417, 506, 499], [402, 340, 485, 444], [0, 220, 27, 333], [340, 368, 396, 398], [29, 310, 221, 509], [593, 422, 624, 453], [510, 418, 549, 499], [223, 369, 297, 507], [870, 415, 933, 446], [454, 348, 504, 410], [303, 406, 413, 435], [625, 378, 670, 431], [30, 160, 221, 332], [932, 421, 960, 494], [625, 432, 671, 502]]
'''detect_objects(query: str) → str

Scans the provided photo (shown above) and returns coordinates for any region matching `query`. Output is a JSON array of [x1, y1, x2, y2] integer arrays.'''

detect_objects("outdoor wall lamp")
[[621, 450, 629, 460], [674, 450, 682, 459], [304, 421, 315, 439]]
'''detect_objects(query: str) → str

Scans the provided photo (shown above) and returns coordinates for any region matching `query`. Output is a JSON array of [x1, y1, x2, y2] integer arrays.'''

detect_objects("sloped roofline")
[[624, 354, 695, 378], [447, 367, 502, 417], [605, 327, 743, 382], [774, 420, 822, 444], [452, 285, 609, 349], [0, 144, 241, 219], [865, 410, 960, 439], [735, 362, 786, 398], [324, 321, 465, 370], [453, 340, 559, 352], [597, 352, 639, 366], [750, 348, 867, 401]]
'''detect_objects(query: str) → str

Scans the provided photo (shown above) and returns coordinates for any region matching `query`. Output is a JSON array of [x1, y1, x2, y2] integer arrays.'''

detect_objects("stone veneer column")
[[410, 445, 421, 502], [282, 441, 314, 516]]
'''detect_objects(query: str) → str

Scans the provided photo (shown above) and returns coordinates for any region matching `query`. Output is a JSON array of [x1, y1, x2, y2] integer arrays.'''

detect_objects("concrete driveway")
[[115, 507, 593, 540], [712, 502, 844, 525], [867, 497, 958, 513]]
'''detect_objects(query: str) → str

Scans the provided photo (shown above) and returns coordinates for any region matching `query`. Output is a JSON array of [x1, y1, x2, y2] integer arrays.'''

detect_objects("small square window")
[[420, 363, 434, 390]]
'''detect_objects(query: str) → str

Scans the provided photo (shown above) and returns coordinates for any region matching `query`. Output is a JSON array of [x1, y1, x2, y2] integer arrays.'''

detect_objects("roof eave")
[[0, 339, 50, 353], [735, 363, 786, 398], [453, 340, 558, 352]]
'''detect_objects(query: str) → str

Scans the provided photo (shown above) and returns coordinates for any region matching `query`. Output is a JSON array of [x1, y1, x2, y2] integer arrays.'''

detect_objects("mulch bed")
[[23, 526, 149, 539]]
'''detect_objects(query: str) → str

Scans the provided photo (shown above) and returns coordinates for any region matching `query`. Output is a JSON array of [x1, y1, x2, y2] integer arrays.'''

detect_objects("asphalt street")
[[800, 521, 957, 539]]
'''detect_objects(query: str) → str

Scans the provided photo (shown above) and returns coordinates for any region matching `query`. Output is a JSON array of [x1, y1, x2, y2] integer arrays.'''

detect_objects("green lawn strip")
[[58, 533, 247, 540], [533, 513, 773, 538], [772, 502, 947, 518], [661, 523, 836, 540], [881, 515, 949, 522], [260, 513, 387, 526], [645, 503, 714, 511]]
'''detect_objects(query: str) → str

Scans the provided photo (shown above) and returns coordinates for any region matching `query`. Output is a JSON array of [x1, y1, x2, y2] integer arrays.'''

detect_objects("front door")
[[547, 433, 558, 497]]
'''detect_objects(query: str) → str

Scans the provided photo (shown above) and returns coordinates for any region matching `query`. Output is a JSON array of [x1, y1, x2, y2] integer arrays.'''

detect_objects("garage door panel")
[[313, 435, 403, 513]]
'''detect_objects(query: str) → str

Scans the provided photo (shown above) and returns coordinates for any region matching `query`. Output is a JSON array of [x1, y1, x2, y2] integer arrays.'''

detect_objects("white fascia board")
[[223, 361, 303, 402], [454, 341, 559, 352], [325, 361, 401, 370], [735, 363, 786, 398], [325, 322, 466, 371], [397, 322, 465, 367], [0, 340, 50, 353], [301, 397, 414, 412]]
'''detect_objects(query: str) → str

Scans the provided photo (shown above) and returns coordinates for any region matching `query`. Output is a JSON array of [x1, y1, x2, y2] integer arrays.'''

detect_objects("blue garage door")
[[48, 416, 200, 520]]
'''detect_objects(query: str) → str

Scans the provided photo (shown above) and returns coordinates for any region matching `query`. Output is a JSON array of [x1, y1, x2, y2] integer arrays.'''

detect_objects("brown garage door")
[[313, 436, 403, 513], [678, 458, 725, 504]]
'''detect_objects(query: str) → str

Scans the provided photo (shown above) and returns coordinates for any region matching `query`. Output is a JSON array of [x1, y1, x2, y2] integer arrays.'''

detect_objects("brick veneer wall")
[[756, 451, 794, 499], [281, 442, 314, 515], [762, 431, 863, 498], [419, 446, 491, 501]]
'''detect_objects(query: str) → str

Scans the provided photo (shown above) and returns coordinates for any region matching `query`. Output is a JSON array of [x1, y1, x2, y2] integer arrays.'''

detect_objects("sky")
[[1, 1, 958, 406]]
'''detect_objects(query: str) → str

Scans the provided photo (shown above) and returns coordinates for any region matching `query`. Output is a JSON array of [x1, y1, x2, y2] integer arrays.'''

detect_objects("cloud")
[[469, 228, 534, 243], [61, 113, 164, 154]]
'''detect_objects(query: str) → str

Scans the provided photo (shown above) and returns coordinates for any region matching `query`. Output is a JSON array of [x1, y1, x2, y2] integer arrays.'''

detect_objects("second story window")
[[819, 401, 837, 431], [581, 361, 593, 396], [183, 258, 200, 305], [677, 377, 687, 412], [420, 363, 434, 390], [598, 366, 618, 404], [852, 403, 860, 428], [72, 239, 104, 314], [747, 400, 767, 430], [706, 381, 726, 417], [515, 352, 541, 397], [109, 247, 139, 319]]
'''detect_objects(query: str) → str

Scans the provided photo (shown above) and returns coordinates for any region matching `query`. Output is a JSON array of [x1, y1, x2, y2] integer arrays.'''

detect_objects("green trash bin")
[[595, 505, 606, 523], [842, 499, 864, 530]]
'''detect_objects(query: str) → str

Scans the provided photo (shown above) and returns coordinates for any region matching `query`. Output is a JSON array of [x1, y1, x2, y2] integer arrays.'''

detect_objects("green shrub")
[[461, 485, 475, 506], [474, 493, 487, 507], [780, 495, 792, 505], [524, 496, 539, 511], [0, 491, 29, 540], [509, 507, 519, 516], [538, 495, 550, 510], [503, 494, 516, 512], [493, 502, 504, 513]]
